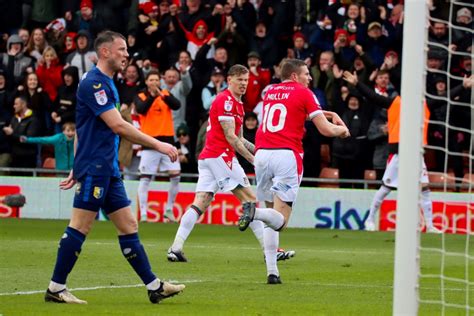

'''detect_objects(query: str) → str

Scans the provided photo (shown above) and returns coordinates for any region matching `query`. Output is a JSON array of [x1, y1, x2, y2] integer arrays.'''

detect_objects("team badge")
[[243, 177, 249, 186], [224, 100, 233, 111], [94, 89, 108, 105], [93, 186, 104, 199]]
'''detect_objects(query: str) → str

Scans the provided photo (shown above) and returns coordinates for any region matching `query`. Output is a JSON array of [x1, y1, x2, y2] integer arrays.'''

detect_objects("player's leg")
[[168, 159, 217, 262], [365, 155, 398, 231], [165, 167, 181, 222], [106, 177, 185, 303], [420, 159, 442, 233], [45, 207, 96, 304], [168, 192, 213, 262], [137, 150, 159, 221], [262, 201, 295, 262]]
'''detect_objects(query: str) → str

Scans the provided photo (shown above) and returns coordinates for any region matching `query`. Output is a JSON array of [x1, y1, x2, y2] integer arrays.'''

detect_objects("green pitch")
[[0, 219, 471, 315]]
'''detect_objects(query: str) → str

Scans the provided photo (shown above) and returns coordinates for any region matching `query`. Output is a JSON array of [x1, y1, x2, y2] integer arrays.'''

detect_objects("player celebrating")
[[167, 64, 294, 263], [44, 31, 184, 305], [342, 70, 442, 233], [238, 58, 350, 284]]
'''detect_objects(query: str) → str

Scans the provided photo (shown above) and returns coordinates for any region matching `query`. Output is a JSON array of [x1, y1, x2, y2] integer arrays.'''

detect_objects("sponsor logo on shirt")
[[94, 89, 108, 105]]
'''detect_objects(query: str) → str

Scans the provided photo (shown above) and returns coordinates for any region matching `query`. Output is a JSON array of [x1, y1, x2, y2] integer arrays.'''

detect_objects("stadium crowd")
[[0, 0, 472, 186]]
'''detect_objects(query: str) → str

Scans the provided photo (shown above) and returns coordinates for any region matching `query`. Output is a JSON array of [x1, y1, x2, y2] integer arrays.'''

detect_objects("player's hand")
[[19, 136, 27, 143], [156, 142, 179, 162], [331, 112, 347, 128], [338, 126, 350, 138], [60, 170, 77, 190]]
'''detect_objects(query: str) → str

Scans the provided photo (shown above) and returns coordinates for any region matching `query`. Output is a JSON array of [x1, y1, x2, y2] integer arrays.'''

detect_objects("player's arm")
[[220, 119, 254, 164], [100, 108, 178, 161], [342, 71, 393, 108], [312, 113, 350, 138], [322, 110, 347, 127]]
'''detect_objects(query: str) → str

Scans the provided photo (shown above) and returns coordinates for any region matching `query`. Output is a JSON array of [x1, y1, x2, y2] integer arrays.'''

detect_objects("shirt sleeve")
[[82, 78, 116, 116], [304, 88, 323, 119]]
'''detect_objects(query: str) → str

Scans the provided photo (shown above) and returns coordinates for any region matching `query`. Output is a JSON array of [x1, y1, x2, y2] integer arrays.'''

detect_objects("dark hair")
[[376, 69, 390, 78], [94, 31, 126, 53], [280, 58, 306, 80], [145, 70, 160, 80], [227, 64, 249, 77], [15, 94, 29, 105]]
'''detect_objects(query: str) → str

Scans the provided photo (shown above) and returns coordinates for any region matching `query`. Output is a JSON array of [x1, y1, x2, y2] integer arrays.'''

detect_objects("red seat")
[[428, 171, 456, 192], [40, 158, 56, 177], [318, 167, 339, 188], [320, 144, 331, 169], [364, 169, 377, 189]]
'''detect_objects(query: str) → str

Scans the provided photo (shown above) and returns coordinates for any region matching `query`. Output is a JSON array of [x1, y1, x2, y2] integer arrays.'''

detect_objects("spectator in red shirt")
[[243, 51, 270, 113], [36, 46, 64, 102]]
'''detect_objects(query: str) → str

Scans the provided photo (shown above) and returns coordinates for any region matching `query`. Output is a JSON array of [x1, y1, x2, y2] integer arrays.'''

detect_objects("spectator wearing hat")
[[236, 111, 258, 174], [44, 18, 68, 57], [289, 32, 313, 66], [380, 50, 401, 93], [176, 0, 221, 36], [243, 51, 271, 113], [174, 122, 196, 175], [425, 49, 446, 92], [201, 66, 227, 113], [67, 0, 104, 39], [62, 32, 77, 64], [357, 17, 396, 67], [0, 35, 34, 90], [51, 66, 79, 131], [65, 30, 97, 77], [332, 28, 356, 64], [36, 46, 64, 103], [452, 7, 473, 52]]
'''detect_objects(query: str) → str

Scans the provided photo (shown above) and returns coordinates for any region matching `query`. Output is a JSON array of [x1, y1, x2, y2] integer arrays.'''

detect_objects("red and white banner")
[[0, 185, 22, 218]]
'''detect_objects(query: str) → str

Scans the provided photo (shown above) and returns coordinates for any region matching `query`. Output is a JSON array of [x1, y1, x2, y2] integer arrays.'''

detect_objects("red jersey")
[[199, 89, 245, 160], [255, 81, 322, 153]]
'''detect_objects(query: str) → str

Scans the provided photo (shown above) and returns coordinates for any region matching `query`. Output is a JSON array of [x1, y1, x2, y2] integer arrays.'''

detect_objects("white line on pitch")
[[0, 280, 468, 297]]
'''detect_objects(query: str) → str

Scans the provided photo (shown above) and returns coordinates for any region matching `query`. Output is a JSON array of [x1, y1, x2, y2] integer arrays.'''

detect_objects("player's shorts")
[[382, 154, 429, 189], [73, 175, 131, 213], [255, 149, 303, 203], [139, 149, 180, 175], [195, 156, 250, 193]]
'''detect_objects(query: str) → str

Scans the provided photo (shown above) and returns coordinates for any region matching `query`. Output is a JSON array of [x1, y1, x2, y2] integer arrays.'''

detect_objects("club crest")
[[94, 89, 108, 105], [93, 186, 104, 199], [224, 100, 233, 111]]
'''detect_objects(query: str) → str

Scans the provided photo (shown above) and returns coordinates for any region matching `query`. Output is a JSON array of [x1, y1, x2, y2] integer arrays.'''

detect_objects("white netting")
[[419, 0, 473, 314]]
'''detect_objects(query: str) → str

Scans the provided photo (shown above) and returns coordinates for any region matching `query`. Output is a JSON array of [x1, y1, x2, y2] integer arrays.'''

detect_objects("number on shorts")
[[262, 103, 287, 133]]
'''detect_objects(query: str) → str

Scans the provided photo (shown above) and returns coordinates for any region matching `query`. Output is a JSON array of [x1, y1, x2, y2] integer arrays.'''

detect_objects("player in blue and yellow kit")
[[44, 31, 185, 304]]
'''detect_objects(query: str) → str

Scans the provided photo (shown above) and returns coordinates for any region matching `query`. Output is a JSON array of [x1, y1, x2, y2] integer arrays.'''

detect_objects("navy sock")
[[51, 227, 86, 284], [119, 233, 156, 285]]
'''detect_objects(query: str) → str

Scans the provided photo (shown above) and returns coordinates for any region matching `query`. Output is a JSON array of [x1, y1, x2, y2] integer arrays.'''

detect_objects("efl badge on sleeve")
[[93, 186, 104, 199], [224, 100, 233, 112], [94, 89, 108, 106]]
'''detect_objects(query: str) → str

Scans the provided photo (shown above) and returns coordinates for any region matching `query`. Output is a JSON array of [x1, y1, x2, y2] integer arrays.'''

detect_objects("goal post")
[[393, 0, 428, 314]]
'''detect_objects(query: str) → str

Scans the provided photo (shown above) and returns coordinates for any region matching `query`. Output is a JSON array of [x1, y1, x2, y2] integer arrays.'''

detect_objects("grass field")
[[0, 218, 472, 315]]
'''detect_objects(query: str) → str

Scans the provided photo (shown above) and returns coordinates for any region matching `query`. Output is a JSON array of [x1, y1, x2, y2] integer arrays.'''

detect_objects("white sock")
[[166, 176, 180, 210], [263, 226, 279, 276], [48, 280, 66, 292], [254, 208, 285, 230], [368, 186, 391, 222], [249, 220, 265, 249], [421, 190, 434, 228], [138, 177, 151, 218], [171, 207, 200, 251], [145, 278, 161, 291]]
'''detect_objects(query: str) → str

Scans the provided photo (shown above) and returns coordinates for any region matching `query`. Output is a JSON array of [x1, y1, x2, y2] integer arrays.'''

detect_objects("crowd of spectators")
[[0, 0, 472, 185]]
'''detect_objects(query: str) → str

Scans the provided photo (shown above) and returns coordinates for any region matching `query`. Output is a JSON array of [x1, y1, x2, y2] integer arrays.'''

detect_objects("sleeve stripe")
[[218, 116, 235, 122], [308, 110, 323, 119]]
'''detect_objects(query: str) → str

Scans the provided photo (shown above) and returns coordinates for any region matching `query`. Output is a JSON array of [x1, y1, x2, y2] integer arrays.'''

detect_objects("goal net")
[[395, 0, 473, 314]]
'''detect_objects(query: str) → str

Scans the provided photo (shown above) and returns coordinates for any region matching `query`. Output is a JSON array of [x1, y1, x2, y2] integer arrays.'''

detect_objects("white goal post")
[[393, 0, 428, 314]]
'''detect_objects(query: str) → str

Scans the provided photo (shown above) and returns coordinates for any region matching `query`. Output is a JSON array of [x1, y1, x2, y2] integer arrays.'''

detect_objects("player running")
[[167, 64, 294, 263], [238, 58, 350, 284], [44, 31, 184, 305]]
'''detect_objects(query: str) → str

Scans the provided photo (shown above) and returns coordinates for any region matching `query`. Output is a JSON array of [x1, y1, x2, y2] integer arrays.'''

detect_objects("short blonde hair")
[[42, 46, 58, 60]]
